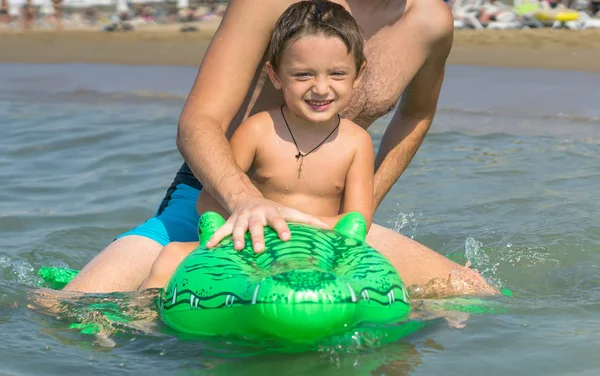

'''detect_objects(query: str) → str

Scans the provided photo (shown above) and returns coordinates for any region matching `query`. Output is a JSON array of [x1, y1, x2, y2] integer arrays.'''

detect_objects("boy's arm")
[[328, 126, 375, 229], [228, 113, 262, 174]]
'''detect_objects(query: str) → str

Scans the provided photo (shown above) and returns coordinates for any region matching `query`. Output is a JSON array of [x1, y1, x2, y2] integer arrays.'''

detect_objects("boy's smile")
[[305, 99, 334, 112]]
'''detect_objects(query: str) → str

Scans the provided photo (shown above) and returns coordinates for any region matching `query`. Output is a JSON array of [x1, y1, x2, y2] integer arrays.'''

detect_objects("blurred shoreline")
[[2, 25, 600, 72]]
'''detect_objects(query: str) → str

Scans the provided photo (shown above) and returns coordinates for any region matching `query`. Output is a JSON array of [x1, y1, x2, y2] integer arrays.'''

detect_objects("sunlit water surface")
[[0, 64, 599, 375]]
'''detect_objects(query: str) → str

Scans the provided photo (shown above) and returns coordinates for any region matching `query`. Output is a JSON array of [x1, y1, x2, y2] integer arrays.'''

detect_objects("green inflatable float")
[[160, 211, 411, 344], [39, 212, 425, 349]]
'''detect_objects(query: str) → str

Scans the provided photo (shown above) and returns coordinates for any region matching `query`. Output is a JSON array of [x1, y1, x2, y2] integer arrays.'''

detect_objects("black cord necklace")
[[280, 105, 341, 177]]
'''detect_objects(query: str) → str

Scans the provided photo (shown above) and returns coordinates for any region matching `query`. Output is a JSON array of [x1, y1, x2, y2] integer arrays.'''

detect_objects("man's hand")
[[206, 197, 329, 253]]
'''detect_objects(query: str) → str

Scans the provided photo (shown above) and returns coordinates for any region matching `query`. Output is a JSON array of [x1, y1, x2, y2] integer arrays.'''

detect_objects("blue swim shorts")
[[116, 163, 203, 246]]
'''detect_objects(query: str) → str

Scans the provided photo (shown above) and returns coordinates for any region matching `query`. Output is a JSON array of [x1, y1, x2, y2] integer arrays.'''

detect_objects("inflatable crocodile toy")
[[159, 211, 412, 345]]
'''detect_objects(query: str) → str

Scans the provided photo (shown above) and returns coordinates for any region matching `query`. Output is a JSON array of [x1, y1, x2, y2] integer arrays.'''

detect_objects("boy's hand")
[[206, 197, 329, 253]]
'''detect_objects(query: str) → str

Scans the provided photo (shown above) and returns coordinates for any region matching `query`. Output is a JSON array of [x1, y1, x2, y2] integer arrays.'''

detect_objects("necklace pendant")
[[298, 156, 304, 178], [295, 152, 302, 160]]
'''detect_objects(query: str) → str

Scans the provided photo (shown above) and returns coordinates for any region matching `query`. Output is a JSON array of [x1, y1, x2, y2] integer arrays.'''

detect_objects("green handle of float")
[[333, 212, 367, 242], [198, 212, 227, 247]]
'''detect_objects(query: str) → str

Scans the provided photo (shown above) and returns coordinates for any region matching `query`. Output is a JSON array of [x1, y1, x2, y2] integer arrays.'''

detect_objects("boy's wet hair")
[[269, 0, 366, 73]]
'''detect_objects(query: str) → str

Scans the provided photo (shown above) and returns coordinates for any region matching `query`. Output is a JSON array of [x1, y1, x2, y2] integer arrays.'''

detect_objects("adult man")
[[65, 0, 494, 295]]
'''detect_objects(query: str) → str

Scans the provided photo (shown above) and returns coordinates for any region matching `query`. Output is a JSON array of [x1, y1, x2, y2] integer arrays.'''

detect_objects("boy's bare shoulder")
[[339, 118, 373, 143], [238, 110, 275, 135], [246, 110, 275, 124]]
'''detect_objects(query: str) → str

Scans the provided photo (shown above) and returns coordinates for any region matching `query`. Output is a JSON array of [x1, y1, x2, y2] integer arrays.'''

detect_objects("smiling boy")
[[139, 2, 375, 289]]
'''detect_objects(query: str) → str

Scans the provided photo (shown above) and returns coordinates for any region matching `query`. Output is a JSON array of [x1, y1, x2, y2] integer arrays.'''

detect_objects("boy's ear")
[[353, 61, 367, 89], [266, 61, 282, 90]]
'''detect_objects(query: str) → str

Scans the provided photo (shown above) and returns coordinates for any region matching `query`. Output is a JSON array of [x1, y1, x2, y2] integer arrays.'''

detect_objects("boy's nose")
[[311, 77, 329, 96]]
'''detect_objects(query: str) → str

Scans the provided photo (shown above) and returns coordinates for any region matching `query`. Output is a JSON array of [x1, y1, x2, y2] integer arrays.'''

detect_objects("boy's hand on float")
[[206, 197, 328, 253]]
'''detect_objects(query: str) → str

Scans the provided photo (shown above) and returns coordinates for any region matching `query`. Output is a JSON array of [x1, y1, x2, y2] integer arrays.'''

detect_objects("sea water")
[[0, 63, 599, 375]]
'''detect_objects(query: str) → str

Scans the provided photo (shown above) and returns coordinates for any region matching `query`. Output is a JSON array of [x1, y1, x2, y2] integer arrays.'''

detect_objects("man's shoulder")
[[405, 0, 454, 44]]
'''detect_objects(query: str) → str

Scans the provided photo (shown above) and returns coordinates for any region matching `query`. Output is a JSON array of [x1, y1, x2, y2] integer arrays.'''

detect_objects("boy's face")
[[267, 35, 364, 125]]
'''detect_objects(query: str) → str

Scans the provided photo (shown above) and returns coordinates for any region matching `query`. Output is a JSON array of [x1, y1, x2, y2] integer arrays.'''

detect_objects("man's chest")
[[343, 24, 428, 128]]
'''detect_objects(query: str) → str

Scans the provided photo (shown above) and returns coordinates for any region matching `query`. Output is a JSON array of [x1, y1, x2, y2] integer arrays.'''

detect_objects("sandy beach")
[[2, 24, 600, 72]]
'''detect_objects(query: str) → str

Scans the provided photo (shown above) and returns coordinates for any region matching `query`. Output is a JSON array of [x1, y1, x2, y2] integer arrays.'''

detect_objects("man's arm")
[[373, 3, 453, 209], [195, 113, 264, 226], [176, 0, 326, 251], [177, 0, 277, 209]]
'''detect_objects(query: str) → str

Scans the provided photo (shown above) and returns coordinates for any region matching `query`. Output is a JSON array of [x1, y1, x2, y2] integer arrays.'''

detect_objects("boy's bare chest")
[[250, 142, 352, 199]]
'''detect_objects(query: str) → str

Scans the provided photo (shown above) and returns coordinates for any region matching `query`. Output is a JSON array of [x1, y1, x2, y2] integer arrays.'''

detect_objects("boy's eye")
[[294, 72, 311, 78], [331, 72, 347, 77]]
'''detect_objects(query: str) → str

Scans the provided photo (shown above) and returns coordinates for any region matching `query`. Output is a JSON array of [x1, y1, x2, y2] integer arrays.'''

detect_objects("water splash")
[[391, 211, 423, 240], [0, 254, 38, 286], [464, 237, 500, 285]]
